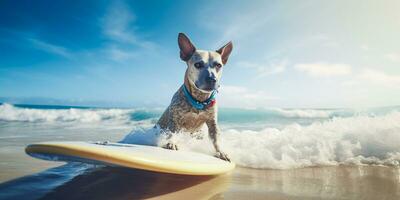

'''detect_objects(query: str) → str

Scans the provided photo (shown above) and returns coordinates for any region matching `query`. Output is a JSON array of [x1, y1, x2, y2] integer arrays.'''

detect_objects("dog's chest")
[[179, 110, 209, 131], [157, 87, 216, 133]]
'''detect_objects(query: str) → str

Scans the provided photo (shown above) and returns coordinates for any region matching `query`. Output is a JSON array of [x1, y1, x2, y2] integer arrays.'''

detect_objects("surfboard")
[[25, 141, 235, 175]]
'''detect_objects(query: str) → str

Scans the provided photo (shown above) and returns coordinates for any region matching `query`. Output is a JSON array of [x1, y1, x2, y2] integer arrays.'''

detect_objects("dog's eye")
[[194, 62, 203, 69], [214, 63, 222, 68]]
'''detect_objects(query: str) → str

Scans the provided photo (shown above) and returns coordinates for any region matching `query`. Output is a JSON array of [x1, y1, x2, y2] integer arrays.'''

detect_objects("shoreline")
[[1, 157, 399, 199]]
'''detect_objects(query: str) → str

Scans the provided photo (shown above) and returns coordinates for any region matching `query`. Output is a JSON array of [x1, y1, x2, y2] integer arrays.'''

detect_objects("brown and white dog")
[[157, 33, 233, 161]]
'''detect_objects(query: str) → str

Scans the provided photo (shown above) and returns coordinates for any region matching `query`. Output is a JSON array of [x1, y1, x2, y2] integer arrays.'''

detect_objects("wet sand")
[[0, 152, 399, 200], [228, 166, 400, 200]]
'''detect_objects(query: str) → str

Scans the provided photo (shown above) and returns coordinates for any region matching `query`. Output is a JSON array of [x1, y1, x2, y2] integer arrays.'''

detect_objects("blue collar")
[[182, 85, 217, 110]]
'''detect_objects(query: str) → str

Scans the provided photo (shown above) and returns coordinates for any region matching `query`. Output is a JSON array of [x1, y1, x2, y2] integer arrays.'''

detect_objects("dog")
[[156, 33, 233, 161]]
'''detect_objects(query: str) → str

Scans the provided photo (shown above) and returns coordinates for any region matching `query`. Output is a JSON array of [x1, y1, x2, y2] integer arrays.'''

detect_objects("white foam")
[[3, 103, 399, 169], [271, 108, 332, 118], [0, 103, 132, 123], [123, 111, 400, 169]]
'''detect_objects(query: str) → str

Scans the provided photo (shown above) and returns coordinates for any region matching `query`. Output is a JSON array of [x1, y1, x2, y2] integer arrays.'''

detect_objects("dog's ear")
[[178, 33, 196, 61], [216, 42, 233, 65]]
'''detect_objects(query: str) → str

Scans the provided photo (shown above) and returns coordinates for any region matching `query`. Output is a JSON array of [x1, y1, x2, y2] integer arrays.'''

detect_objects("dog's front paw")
[[215, 151, 231, 162], [163, 143, 179, 150]]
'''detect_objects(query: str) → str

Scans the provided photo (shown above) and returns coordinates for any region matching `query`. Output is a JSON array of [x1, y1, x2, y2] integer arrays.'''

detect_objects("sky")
[[1, 0, 400, 108]]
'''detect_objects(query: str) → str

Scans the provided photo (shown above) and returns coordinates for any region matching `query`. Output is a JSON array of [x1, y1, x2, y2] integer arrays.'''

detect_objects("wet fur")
[[156, 33, 232, 161]]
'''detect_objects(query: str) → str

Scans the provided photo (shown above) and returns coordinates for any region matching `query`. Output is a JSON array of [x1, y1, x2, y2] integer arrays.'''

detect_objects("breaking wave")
[[2, 102, 400, 169], [0, 103, 135, 123], [0, 103, 343, 124], [123, 111, 400, 169], [271, 108, 333, 118]]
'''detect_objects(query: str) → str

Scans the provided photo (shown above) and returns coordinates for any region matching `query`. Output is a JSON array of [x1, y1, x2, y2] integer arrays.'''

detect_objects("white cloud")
[[361, 44, 370, 51], [360, 69, 400, 88], [102, 0, 156, 50], [385, 53, 400, 62], [311, 34, 339, 48], [341, 80, 359, 87], [107, 46, 138, 62], [102, 1, 136, 42], [98, 1, 160, 63], [28, 38, 72, 58], [197, 1, 284, 47], [206, 10, 272, 46], [219, 85, 279, 108], [238, 59, 288, 78], [294, 63, 352, 77]]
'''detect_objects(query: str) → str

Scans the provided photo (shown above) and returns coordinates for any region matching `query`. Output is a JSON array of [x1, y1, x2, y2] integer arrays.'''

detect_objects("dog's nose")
[[206, 76, 217, 83]]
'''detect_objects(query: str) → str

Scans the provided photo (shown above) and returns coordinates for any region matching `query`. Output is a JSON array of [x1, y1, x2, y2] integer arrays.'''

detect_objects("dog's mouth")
[[203, 86, 216, 91], [195, 82, 218, 92]]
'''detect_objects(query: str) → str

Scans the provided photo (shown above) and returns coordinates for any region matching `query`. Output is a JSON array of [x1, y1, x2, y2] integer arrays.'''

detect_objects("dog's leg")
[[160, 121, 179, 151], [162, 132, 179, 150], [164, 142, 178, 150], [206, 119, 230, 162]]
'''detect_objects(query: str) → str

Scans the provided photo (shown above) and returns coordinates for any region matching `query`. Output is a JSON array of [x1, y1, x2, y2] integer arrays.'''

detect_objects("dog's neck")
[[184, 70, 213, 102]]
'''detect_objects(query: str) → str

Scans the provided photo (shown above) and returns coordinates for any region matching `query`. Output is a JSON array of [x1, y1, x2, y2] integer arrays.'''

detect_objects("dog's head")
[[178, 33, 233, 92]]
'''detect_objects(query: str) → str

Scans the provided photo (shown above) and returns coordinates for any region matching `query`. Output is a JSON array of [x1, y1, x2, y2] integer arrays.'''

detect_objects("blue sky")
[[1, 0, 400, 108]]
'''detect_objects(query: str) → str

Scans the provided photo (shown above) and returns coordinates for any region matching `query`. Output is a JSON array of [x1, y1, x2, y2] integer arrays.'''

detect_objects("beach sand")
[[0, 145, 399, 199]]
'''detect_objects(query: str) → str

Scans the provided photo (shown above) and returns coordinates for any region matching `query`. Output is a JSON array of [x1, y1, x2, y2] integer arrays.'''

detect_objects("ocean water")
[[0, 103, 399, 169]]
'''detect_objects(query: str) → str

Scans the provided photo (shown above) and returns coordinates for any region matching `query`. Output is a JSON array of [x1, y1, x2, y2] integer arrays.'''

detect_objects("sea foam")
[[2, 103, 400, 169], [0, 103, 133, 123], [271, 108, 333, 118], [123, 111, 400, 169]]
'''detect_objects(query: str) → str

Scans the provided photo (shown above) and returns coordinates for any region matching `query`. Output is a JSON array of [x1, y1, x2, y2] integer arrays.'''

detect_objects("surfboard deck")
[[25, 141, 235, 175]]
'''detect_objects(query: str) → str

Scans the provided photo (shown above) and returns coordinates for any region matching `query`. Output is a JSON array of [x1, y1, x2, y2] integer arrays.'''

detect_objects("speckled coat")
[[156, 71, 221, 152]]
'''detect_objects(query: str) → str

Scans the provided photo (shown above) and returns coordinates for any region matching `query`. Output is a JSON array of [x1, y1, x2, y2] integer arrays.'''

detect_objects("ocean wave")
[[0, 103, 134, 123], [0, 103, 341, 125], [123, 111, 400, 169], [271, 108, 333, 118]]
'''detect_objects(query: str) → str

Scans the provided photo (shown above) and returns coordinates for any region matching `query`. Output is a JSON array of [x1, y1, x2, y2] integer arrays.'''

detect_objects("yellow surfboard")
[[25, 141, 235, 175]]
